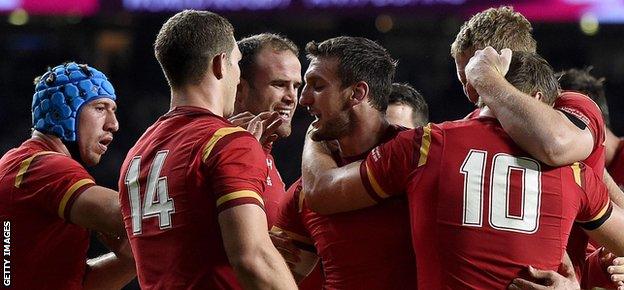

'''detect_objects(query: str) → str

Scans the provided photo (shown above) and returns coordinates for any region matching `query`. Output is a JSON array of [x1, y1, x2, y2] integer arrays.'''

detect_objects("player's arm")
[[219, 204, 296, 290], [508, 253, 579, 290], [604, 170, 624, 209], [582, 203, 624, 257], [69, 186, 136, 289], [465, 47, 593, 166], [82, 234, 136, 290], [301, 129, 376, 215], [70, 185, 125, 236]]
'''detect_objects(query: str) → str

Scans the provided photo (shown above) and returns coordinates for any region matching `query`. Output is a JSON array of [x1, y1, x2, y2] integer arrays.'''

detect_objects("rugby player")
[[385, 82, 429, 129]]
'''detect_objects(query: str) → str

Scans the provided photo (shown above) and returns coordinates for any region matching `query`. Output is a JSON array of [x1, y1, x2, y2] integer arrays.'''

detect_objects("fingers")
[[527, 265, 555, 280], [508, 278, 548, 290], [228, 111, 256, 127], [497, 48, 512, 76], [610, 257, 624, 283]]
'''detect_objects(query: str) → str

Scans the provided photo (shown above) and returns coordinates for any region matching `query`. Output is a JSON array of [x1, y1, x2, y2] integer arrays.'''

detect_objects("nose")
[[283, 84, 298, 106], [299, 85, 313, 107], [105, 110, 119, 133]]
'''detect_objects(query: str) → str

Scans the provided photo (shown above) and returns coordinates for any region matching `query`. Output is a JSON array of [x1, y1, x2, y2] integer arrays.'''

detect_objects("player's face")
[[386, 103, 415, 129], [300, 57, 352, 141], [77, 98, 118, 166], [455, 51, 479, 104], [236, 48, 301, 137], [224, 42, 242, 117]]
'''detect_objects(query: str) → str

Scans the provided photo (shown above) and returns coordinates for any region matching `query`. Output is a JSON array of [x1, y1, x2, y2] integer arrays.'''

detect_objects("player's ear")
[[534, 91, 544, 102], [212, 53, 227, 80], [348, 81, 368, 107]]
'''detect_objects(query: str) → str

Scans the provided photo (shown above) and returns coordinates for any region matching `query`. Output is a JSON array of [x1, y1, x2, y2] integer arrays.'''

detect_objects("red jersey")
[[0, 138, 95, 289], [119, 106, 268, 289], [468, 92, 608, 280], [607, 138, 624, 188], [275, 125, 417, 290], [263, 151, 286, 228], [361, 118, 612, 289]]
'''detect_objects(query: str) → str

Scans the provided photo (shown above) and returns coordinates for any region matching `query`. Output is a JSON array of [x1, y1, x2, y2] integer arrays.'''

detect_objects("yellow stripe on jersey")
[[582, 202, 612, 223], [58, 178, 95, 219], [201, 127, 247, 162], [271, 225, 314, 245], [14, 151, 58, 188], [571, 162, 582, 187], [217, 190, 264, 207], [366, 164, 390, 199], [417, 124, 432, 167]]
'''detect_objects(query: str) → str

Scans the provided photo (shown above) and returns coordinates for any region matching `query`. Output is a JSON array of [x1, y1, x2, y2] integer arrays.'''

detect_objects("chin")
[[81, 154, 101, 167]]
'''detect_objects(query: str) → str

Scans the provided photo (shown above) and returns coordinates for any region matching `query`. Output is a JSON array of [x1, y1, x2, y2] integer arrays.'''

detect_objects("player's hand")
[[97, 232, 134, 262], [269, 230, 301, 269], [608, 256, 624, 289], [228, 111, 256, 128], [465, 46, 512, 100], [508, 258, 579, 290], [247, 112, 282, 147]]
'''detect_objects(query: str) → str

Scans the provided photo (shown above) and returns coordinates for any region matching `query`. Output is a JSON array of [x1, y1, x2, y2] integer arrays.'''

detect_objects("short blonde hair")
[[451, 6, 537, 58]]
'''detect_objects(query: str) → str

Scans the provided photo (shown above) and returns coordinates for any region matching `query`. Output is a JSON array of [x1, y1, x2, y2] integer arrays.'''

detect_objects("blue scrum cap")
[[32, 62, 116, 142]]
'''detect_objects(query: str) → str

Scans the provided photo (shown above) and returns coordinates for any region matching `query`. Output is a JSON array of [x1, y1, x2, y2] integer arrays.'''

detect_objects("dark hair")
[[556, 68, 609, 126], [154, 10, 235, 89], [451, 6, 537, 58], [305, 36, 397, 111], [505, 51, 559, 106], [237, 33, 299, 83], [389, 83, 429, 127]]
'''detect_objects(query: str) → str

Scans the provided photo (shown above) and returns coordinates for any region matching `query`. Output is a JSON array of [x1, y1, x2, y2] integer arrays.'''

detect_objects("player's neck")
[[338, 111, 389, 157], [170, 82, 226, 117], [31, 131, 71, 156]]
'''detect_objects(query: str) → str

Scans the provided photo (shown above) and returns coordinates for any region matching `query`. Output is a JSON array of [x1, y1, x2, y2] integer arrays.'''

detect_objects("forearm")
[[231, 246, 296, 290], [83, 252, 136, 290], [476, 75, 591, 166], [300, 129, 340, 211]]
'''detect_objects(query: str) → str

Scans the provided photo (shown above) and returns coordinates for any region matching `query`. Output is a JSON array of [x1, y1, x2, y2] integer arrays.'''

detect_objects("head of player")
[[235, 33, 302, 138], [386, 83, 429, 128], [557, 68, 610, 127], [477, 51, 559, 110], [31, 62, 119, 167], [299, 36, 397, 143], [154, 10, 241, 116], [451, 6, 537, 101]]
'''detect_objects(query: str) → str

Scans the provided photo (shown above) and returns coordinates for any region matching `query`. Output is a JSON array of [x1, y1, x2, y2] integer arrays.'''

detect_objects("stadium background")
[[0, 0, 623, 288]]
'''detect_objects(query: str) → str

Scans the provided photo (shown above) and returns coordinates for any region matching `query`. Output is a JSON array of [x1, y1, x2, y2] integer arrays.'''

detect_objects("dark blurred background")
[[1, 0, 623, 288]]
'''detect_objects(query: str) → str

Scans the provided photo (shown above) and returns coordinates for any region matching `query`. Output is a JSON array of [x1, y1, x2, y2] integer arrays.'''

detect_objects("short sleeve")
[[15, 153, 95, 219], [201, 128, 267, 213], [573, 162, 612, 229], [271, 179, 315, 252], [554, 92, 606, 152], [360, 124, 435, 201]]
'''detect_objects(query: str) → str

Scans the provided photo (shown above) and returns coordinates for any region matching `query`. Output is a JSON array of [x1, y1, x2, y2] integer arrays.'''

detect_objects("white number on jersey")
[[461, 151, 541, 233], [124, 150, 175, 235]]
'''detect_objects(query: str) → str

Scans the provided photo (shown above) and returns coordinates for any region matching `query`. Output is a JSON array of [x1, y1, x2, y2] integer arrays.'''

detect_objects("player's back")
[[119, 106, 261, 289], [410, 116, 609, 289]]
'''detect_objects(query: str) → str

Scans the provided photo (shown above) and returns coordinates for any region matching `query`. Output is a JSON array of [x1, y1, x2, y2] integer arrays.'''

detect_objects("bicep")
[[584, 204, 624, 256], [69, 185, 125, 236], [219, 204, 271, 258]]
